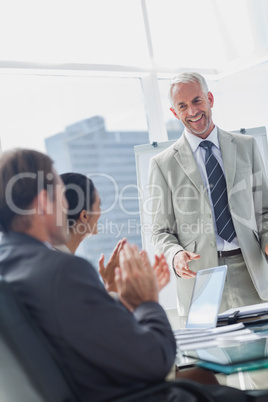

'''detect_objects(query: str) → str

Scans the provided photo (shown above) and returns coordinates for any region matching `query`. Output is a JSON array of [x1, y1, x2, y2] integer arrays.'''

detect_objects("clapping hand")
[[98, 238, 127, 292], [153, 254, 170, 291], [140, 251, 170, 291], [115, 244, 159, 311]]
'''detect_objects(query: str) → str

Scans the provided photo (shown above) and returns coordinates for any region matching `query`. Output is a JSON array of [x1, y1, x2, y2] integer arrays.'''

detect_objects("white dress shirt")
[[185, 126, 239, 251]]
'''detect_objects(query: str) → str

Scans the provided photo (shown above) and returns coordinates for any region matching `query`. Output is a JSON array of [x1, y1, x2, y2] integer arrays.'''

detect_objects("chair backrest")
[[0, 276, 79, 402]]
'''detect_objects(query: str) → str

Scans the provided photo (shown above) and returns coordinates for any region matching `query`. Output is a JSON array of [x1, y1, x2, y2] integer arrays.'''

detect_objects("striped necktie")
[[199, 140, 236, 243]]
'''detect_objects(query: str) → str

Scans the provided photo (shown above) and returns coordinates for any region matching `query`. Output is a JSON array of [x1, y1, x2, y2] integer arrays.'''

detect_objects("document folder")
[[217, 303, 268, 326]]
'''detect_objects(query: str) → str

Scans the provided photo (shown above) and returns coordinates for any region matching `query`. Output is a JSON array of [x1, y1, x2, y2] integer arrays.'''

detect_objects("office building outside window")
[[46, 115, 149, 267]]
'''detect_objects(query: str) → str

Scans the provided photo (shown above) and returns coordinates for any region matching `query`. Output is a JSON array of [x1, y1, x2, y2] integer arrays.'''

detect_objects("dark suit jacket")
[[0, 232, 176, 402]]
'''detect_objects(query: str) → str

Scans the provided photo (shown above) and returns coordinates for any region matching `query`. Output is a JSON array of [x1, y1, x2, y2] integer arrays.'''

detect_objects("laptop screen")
[[186, 265, 228, 329]]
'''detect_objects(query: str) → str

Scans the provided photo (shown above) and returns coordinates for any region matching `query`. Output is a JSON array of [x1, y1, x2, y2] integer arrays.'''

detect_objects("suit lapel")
[[218, 129, 237, 191], [173, 134, 210, 205]]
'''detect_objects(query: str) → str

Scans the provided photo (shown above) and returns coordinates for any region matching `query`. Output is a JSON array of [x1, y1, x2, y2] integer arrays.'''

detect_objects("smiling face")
[[170, 80, 214, 139]]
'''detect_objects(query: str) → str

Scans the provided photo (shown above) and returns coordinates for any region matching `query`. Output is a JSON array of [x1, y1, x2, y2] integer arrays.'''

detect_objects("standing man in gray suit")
[[149, 72, 268, 325]]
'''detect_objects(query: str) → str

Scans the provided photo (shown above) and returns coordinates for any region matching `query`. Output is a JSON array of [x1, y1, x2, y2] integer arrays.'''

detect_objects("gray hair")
[[168, 72, 209, 107]]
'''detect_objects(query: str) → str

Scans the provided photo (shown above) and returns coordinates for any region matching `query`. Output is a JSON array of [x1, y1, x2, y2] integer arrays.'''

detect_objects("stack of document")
[[174, 323, 260, 351]]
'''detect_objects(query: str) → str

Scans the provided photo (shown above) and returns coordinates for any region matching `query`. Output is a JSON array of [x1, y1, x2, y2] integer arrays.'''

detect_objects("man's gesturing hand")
[[115, 244, 159, 311], [173, 251, 200, 278]]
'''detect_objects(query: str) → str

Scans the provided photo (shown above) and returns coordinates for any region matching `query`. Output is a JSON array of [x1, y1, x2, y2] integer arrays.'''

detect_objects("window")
[[146, 0, 255, 69], [0, 0, 150, 66], [0, 73, 149, 265]]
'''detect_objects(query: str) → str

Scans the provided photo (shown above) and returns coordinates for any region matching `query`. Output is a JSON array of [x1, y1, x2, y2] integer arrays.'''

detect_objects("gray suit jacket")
[[149, 128, 268, 315], [0, 232, 176, 402]]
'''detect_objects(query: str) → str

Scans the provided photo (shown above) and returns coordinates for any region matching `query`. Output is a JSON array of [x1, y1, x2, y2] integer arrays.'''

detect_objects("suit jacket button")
[[210, 241, 216, 247]]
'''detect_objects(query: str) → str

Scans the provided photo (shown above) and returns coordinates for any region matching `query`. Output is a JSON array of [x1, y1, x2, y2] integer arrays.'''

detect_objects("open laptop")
[[185, 265, 228, 329], [176, 265, 228, 332]]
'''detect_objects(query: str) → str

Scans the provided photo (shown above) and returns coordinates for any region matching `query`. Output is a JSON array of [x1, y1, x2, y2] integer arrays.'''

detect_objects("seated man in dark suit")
[[0, 149, 216, 402]]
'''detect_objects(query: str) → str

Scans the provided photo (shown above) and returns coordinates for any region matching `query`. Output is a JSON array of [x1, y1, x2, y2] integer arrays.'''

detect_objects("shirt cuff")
[[165, 364, 176, 381], [172, 250, 184, 278]]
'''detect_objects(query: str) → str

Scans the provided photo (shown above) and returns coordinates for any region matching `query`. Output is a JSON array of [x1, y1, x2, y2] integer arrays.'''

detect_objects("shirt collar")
[[185, 126, 219, 153], [43, 241, 54, 250]]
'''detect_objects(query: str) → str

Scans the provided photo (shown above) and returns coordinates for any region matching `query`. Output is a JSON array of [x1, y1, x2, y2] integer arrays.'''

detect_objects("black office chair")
[[1, 275, 268, 402], [0, 275, 80, 402]]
